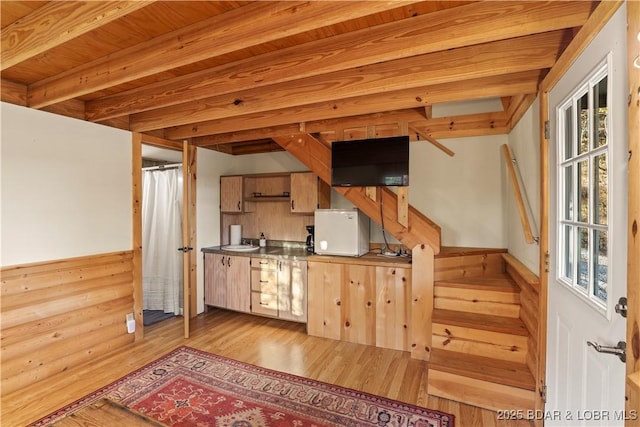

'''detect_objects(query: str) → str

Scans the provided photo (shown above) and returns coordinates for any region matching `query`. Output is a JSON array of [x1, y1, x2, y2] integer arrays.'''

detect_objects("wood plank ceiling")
[[1, 1, 598, 155]]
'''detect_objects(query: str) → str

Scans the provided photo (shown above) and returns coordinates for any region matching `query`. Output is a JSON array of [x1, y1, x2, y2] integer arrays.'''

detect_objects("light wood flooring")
[[1, 308, 532, 426]]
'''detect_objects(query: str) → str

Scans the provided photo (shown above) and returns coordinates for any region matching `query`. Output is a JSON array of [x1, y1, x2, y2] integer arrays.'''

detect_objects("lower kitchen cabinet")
[[204, 253, 250, 313], [307, 261, 411, 351], [251, 256, 307, 323]]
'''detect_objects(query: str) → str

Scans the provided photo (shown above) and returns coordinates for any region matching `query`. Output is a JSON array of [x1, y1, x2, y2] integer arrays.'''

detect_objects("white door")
[[546, 4, 628, 426]]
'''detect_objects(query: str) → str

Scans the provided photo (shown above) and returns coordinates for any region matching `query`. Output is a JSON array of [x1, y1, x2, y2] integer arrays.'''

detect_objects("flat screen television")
[[331, 135, 409, 187]]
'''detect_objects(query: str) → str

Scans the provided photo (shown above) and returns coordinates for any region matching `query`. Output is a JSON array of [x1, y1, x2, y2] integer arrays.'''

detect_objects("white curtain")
[[142, 167, 183, 314]]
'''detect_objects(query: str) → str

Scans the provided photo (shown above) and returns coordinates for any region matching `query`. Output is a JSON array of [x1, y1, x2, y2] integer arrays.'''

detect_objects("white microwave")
[[314, 209, 369, 257]]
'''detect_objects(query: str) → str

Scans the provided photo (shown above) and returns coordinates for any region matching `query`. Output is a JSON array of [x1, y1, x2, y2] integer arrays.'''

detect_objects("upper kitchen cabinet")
[[220, 176, 244, 213], [290, 172, 330, 214]]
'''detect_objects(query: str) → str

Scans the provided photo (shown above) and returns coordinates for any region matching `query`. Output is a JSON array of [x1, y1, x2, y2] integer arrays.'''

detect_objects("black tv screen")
[[331, 136, 409, 187]]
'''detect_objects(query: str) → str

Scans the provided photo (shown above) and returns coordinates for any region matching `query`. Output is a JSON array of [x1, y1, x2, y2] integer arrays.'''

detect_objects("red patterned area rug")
[[30, 346, 454, 427]]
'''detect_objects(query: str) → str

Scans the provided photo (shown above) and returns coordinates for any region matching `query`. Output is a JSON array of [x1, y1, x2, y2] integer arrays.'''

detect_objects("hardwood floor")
[[1, 308, 532, 426]]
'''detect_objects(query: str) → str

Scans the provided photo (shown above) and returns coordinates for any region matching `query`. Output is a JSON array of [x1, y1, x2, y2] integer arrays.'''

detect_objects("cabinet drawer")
[[251, 268, 277, 293], [251, 291, 278, 316]]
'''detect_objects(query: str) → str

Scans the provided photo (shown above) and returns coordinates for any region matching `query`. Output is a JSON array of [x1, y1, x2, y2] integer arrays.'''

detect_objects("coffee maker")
[[305, 225, 315, 253]]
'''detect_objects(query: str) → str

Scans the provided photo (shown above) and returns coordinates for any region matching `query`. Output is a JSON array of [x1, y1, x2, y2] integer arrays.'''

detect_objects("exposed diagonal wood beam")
[[1, 1, 152, 71], [85, 1, 594, 122], [26, 1, 419, 109], [134, 32, 563, 132], [166, 70, 540, 140], [409, 125, 455, 157]]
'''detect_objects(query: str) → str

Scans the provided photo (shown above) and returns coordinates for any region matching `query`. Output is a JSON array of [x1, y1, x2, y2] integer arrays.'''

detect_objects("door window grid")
[[557, 62, 609, 315]]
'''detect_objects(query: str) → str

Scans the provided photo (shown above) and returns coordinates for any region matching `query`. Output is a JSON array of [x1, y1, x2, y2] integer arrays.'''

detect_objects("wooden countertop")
[[202, 246, 411, 267], [307, 251, 411, 268]]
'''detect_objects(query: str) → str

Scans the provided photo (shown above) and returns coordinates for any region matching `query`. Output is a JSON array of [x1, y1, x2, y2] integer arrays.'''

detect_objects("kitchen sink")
[[221, 244, 260, 252]]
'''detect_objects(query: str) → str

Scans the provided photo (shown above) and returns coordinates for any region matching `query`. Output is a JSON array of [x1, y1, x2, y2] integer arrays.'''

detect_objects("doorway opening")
[[142, 146, 184, 326]]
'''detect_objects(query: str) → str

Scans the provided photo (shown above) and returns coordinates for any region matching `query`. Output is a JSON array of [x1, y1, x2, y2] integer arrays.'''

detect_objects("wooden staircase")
[[428, 248, 538, 412]]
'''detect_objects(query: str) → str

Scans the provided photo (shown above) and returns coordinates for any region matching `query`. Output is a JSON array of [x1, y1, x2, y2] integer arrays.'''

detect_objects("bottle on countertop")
[[259, 232, 267, 247]]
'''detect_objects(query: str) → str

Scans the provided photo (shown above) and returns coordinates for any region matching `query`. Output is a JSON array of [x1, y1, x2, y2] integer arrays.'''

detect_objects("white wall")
[[506, 98, 541, 272], [1, 102, 132, 267], [410, 135, 508, 248]]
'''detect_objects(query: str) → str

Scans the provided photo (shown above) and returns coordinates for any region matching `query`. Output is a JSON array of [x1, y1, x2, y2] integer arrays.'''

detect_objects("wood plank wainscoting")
[[0, 251, 135, 395]]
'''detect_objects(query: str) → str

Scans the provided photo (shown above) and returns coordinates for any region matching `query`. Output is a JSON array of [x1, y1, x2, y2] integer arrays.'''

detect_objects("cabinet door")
[[278, 260, 307, 322], [206, 253, 227, 308], [220, 176, 243, 213], [290, 172, 317, 213], [226, 255, 250, 312]]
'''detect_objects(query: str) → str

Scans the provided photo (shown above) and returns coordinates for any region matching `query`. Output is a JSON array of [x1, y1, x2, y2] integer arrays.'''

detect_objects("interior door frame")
[[132, 133, 197, 340], [535, 0, 640, 426]]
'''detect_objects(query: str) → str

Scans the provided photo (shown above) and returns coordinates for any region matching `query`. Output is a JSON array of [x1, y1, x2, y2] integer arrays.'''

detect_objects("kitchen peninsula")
[[202, 241, 412, 351]]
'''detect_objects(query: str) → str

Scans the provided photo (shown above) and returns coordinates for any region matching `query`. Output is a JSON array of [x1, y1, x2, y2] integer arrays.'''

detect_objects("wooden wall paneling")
[[434, 252, 506, 281], [341, 264, 376, 346], [306, 261, 325, 337], [375, 266, 411, 351], [1, 252, 133, 297], [626, 0, 640, 416], [0, 251, 135, 396], [1, 297, 132, 362], [322, 263, 343, 341], [411, 244, 435, 361]]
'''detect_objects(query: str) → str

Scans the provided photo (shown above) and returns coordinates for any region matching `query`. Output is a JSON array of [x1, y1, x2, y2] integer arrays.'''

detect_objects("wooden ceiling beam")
[[1, 1, 152, 71], [192, 110, 503, 147], [26, 1, 420, 109], [133, 32, 564, 132], [166, 69, 541, 140], [85, 1, 594, 122]]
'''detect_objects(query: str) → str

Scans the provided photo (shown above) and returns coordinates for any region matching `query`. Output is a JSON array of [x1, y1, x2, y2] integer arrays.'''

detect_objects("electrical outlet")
[[126, 312, 135, 333]]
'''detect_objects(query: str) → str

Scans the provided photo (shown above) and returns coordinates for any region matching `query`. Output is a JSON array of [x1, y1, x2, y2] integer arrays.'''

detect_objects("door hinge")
[[544, 252, 550, 273], [544, 120, 550, 139], [540, 383, 547, 403]]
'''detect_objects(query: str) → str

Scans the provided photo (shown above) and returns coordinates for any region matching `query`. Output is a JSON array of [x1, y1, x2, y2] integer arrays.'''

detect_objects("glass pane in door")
[[578, 159, 589, 223], [593, 229, 608, 303], [593, 76, 608, 149], [578, 93, 589, 155], [578, 227, 589, 291], [593, 153, 608, 225]]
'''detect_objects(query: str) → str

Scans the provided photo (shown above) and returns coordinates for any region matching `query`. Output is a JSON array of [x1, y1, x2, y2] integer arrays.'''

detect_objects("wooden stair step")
[[435, 273, 520, 293], [432, 309, 528, 336], [429, 348, 535, 391]]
